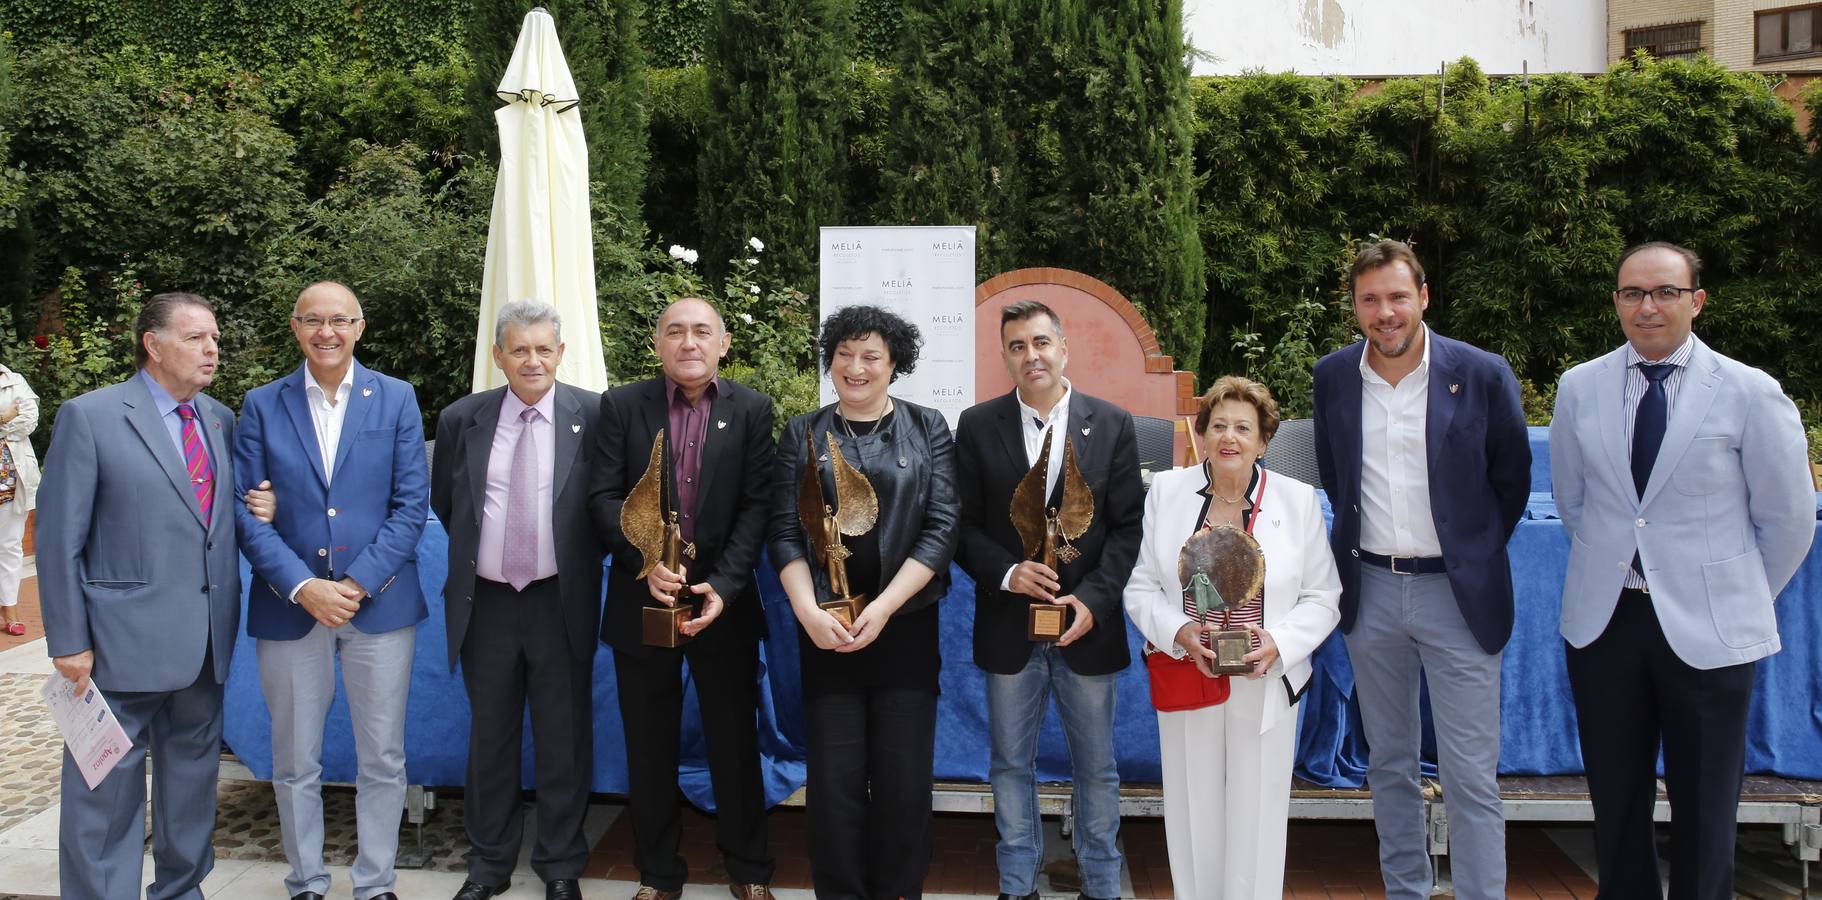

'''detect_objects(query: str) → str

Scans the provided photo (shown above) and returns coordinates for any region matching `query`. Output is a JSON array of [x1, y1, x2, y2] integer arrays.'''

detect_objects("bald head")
[[290, 280, 366, 385], [294, 280, 363, 318]]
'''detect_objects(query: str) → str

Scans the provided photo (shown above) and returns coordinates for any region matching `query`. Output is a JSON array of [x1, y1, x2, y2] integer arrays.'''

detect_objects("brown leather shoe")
[[632, 887, 681, 900], [728, 886, 775, 900]]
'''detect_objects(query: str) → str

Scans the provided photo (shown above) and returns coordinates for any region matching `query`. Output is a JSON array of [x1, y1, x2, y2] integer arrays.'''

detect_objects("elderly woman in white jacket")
[[1124, 375, 1341, 900], [0, 364, 38, 636]]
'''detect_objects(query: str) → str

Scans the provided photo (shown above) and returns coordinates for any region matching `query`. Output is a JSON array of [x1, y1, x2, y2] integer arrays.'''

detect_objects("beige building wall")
[[1609, 0, 1715, 60], [1713, 0, 1822, 71]]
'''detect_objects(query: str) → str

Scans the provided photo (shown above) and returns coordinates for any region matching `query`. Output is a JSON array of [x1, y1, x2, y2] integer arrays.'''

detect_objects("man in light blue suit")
[[1550, 241, 1814, 900], [235, 281, 428, 900], [39, 292, 242, 900]]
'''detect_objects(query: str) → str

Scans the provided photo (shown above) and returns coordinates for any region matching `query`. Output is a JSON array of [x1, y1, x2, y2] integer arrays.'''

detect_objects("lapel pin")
[[362, 388, 373, 397], [717, 419, 728, 429], [1081, 426, 1091, 436], [1449, 383, 1459, 394], [571, 423, 581, 433], [1272, 518, 1281, 528]]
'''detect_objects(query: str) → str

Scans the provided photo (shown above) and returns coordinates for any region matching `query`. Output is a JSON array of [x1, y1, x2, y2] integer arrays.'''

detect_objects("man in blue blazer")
[[39, 293, 242, 900], [1313, 240, 1531, 900], [235, 281, 428, 900], [1550, 242, 1814, 899]]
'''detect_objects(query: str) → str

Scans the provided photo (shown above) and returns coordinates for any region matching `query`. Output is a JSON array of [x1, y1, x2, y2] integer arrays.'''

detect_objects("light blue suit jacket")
[[1550, 336, 1815, 669], [234, 361, 429, 640], [37, 375, 242, 691]]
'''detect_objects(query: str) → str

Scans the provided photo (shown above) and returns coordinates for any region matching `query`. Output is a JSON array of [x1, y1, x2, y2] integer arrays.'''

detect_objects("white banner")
[[819, 226, 977, 429]]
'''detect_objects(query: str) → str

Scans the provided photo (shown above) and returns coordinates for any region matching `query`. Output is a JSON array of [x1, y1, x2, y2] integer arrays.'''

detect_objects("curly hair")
[[817, 304, 923, 381], [1194, 375, 1281, 444]]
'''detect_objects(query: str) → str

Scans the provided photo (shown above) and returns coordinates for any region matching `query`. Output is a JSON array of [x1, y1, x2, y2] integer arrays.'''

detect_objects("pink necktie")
[[501, 407, 540, 590], [175, 403, 213, 526]]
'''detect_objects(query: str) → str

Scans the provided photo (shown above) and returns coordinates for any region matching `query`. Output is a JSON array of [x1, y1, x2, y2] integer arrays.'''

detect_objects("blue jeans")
[[986, 644, 1122, 898]]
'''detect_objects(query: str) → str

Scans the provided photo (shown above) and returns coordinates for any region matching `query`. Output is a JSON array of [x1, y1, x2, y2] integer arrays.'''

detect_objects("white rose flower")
[[739, 312, 754, 324], [668, 244, 687, 260], [748, 237, 765, 252], [746, 257, 759, 266], [749, 284, 761, 295], [683, 249, 699, 264]]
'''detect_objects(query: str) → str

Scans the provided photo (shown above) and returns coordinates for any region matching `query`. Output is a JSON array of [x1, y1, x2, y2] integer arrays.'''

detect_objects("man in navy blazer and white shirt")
[[235, 281, 428, 900], [1313, 240, 1531, 900], [1550, 241, 1814, 899]]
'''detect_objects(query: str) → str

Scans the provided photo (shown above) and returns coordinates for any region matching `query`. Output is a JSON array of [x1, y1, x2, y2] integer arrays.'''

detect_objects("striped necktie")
[[175, 403, 214, 526]]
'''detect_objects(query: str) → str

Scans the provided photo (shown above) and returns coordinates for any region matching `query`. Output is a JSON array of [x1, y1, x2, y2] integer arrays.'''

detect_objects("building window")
[[1624, 22, 1705, 58], [1756, 5, 1822, 61]]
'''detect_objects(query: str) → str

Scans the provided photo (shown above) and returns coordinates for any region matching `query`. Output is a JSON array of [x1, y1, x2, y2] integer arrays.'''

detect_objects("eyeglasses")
[[293, 315, 363, 331], [1614, 286, 1697, 307]]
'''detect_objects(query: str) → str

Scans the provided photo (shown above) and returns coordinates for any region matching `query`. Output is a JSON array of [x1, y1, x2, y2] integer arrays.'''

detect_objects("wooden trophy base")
[[1027, 602, 1070, 641], [1208, 629, 1254, 675], [819, 594, 870, 629], [641, 603, 695, 648]]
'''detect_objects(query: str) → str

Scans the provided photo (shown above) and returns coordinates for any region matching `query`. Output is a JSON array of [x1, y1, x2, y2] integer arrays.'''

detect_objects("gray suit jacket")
[[1550, 336, 1815, 669], [38, 375, 242, 690], [430, 383, 605, 670]]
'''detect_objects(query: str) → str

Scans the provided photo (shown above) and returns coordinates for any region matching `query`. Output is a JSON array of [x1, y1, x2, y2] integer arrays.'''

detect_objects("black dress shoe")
[[291, 893, 325, 900], [369, 894, 401, 900], [547, 878, 584, 900], [997, 893, 1039, 900], [454, 880, 509, 900]]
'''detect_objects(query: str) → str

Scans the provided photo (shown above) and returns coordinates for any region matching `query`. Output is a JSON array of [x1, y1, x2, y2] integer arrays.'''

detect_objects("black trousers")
[[614, 640, 775, 890], [461, 576, 595, 884], [804, 686, 939, 900], [1565, 589, 1756, 900]]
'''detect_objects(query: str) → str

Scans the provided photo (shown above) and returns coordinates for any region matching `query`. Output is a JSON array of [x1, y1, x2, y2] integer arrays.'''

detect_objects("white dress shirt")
[[1002, 380, 1073, 590], [1358, 325, 1443, 557], [476, 387, 559, 585], [305, 363, 355, 483], [289, 363, 355, 601]]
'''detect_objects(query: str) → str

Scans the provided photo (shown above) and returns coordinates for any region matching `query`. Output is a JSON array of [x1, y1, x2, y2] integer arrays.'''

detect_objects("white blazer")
[[1550, 336, 1815, 669], [0, 366, 40, 512], [1124, 463, 1342, 734]]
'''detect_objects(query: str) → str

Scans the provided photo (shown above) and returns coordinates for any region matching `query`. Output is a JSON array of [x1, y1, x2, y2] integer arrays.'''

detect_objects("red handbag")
[[1144, 646, 1230, 711]]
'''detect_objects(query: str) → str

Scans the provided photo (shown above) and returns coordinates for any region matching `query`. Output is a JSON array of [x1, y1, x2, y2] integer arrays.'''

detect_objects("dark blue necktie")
[[1630, 363, 1675, 498]]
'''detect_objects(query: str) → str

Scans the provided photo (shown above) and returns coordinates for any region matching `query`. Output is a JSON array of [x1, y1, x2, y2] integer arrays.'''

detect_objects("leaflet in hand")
[[40, 675, 131, 789]]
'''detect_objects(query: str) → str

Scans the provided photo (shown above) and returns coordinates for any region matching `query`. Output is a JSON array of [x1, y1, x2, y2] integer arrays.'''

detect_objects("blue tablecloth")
[[224, 492, 1822, 807]]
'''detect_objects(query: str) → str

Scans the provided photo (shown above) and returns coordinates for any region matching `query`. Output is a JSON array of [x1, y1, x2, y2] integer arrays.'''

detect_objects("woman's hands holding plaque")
[[1173, 621, 1222, 678], [1241, 623, 1279, 679]]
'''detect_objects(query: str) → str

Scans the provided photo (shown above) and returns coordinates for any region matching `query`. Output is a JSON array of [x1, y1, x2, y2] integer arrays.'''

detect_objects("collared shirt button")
[[685, 477, 693, 483]]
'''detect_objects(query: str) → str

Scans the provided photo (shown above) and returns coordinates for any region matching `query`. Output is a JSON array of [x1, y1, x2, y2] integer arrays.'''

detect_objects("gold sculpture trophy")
[[620, 429, 699, 648], [1177, 525, 1265, 674], [1009, 429, 1094, 641], [797, 430, 879, 628]]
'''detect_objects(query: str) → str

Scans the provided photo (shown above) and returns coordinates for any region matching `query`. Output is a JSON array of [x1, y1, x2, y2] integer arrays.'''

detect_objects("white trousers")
[[1157, 673, 1299, 900], [0, 500, 27, 606]]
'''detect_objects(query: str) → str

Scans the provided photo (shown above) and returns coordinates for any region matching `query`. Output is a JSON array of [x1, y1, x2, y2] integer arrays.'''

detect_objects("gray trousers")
[[59, 657, 223, 900], [1345, 564, 1505, 900], [259, 622, 415, 900]]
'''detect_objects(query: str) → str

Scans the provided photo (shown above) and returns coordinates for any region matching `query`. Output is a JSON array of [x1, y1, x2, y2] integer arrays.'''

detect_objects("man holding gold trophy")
[[588, 298, 779, 900], [954, 301, 1143, 900]]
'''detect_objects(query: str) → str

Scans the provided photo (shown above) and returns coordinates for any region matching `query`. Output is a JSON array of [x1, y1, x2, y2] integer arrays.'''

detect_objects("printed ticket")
[[40, 675, 132, 789]]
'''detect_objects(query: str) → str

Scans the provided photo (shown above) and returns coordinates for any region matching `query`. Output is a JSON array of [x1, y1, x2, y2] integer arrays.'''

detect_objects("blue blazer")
[[1312, 331, 1532, 654], [1550, 337, 1814, 669], [234, 362, 430, 640]]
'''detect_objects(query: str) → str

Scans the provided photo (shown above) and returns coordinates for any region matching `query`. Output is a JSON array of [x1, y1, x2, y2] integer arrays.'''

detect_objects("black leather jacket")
[[767, 398, 960, 615]]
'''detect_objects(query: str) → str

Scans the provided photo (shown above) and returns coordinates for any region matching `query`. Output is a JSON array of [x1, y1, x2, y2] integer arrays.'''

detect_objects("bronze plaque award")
[[622, 429, 699, 648], [1178, 525, 1265, 675], [797, 430, 879, 628], [1009, 429, 1094, 641]]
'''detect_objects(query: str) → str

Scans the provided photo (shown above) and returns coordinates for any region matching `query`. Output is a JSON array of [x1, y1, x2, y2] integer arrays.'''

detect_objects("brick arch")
[[974, 268, 1198, 423]]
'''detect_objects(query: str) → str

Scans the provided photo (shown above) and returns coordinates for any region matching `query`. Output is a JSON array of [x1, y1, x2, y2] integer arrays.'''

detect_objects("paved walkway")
[[0, 570, 1807, 898]]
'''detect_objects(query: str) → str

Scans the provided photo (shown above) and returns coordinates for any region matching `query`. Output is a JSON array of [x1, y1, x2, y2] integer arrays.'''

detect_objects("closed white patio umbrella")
[[471, 6, 608, 393]]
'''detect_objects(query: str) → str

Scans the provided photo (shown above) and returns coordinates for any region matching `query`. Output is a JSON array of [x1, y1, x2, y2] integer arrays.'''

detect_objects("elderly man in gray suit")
[[39, 292, 243, 900], [1550, 241, 1815, 900]]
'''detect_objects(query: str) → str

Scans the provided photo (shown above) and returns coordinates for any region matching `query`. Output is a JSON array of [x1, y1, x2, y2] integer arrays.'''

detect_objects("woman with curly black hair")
[[768, 304, 960, 898]]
